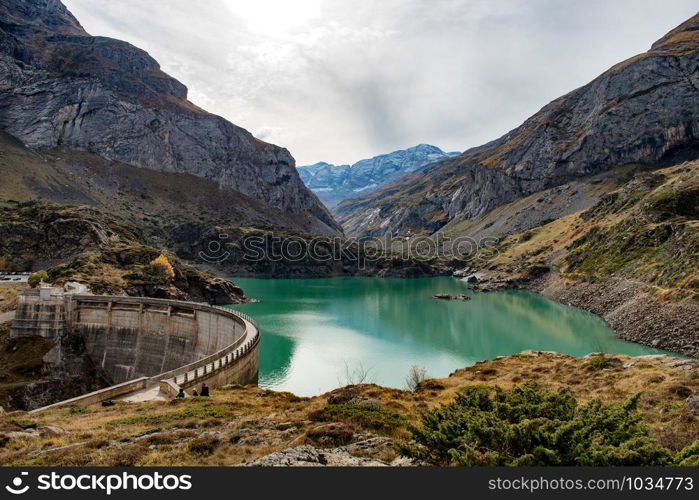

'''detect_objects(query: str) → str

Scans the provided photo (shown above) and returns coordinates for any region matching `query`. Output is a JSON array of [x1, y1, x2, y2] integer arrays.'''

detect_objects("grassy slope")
[[0, 353, 695, 466], [470, 161, 699, 303]]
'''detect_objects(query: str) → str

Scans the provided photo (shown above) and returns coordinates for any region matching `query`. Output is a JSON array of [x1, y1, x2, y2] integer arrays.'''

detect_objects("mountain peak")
[[0, 0, 85, 35], [298, 144, 460, 209], [0, 0, 342, 236]]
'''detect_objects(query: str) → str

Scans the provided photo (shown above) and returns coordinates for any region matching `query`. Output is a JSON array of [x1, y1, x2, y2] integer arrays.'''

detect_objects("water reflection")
[[228, 277, 674, 395]]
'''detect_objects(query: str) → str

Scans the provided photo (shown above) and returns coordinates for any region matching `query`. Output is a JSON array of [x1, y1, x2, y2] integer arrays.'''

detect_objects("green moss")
[[11, 418, 38, 430], [309, 404, 405, 433], [108, 406, 226, 427]]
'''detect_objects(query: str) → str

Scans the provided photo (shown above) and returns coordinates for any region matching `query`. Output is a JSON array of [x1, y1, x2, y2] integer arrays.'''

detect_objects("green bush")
[[309, 404, 404, 433], [397, 383, 674, 466], [109, 406, 226, 427], [28, 271, 49, 288], [674, 440, 699, 466], [11, 418, 38, 430]]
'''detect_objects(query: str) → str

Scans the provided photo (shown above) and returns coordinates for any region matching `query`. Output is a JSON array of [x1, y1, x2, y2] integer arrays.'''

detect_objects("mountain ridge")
[[336, 13, 699, 238], [298, 144, 459, 210]]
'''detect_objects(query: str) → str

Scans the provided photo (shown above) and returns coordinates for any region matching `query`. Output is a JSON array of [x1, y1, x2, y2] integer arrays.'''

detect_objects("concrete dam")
[[10, 286, 260, 411]]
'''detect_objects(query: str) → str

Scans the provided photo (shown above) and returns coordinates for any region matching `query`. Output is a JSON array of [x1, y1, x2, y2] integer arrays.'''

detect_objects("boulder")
[[245, 444, 387, 467]]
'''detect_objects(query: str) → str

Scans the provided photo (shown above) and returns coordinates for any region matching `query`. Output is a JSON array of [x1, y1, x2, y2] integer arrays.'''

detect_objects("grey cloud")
[[63, 0, 698, 165]]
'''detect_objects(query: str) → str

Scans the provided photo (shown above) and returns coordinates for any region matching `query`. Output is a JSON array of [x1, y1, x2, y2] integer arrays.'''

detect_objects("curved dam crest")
[[10, 287, 259, 411]]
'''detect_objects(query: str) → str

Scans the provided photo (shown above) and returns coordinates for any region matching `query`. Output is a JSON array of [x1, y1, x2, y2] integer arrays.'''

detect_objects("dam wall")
[[70, 296, 247, 384], [11, 288, 260, 410]]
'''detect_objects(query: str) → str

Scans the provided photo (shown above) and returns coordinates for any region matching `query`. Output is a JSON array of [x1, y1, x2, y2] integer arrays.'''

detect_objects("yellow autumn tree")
[[149, 254, 175, 280]]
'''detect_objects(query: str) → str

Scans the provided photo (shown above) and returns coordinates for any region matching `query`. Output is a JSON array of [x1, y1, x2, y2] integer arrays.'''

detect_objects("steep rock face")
[[337, 14, 699, 238], [0, 0, 341, 236], [298, 144, 459, 209]]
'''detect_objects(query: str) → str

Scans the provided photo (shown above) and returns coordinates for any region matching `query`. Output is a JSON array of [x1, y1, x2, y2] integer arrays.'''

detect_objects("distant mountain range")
[[297, 144, 460, 210]]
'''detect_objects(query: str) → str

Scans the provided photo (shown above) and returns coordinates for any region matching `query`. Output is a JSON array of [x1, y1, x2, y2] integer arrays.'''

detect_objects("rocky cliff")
[[337, 14, 699, 238], [0, 0, 341, 236], [298, 144, 459, 210]]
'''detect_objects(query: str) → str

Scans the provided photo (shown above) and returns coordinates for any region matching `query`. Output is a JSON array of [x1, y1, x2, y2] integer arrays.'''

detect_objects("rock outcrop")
[[0, 202, 251, 304], [337, 14, 699, 238], [298, 144, 459, 209], [0, 0, 341, 236]]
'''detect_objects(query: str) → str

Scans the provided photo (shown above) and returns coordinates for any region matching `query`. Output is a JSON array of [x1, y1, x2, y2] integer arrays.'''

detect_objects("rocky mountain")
[[0, 0, 341, 236], [336, 14, 699, 238], [297, 144, 459, 209], [452, 160, 698, 357]]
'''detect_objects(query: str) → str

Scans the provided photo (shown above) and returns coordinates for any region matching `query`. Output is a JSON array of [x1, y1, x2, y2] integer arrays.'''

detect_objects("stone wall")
[[70, 296, 246, 384]]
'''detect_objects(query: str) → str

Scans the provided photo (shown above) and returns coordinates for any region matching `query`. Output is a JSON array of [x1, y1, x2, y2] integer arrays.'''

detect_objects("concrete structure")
[[11, 288, 259, 412]]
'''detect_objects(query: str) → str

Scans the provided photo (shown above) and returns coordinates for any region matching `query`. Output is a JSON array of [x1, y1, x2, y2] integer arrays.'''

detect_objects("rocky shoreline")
[[458, 269, 699, 359], [533, 275, 699, 359]]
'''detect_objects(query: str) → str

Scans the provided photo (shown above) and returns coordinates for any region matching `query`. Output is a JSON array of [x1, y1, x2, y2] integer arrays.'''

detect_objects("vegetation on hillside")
[[398, 383, 697, 466], [0, 202, 245, 302], [27, 271, 48, 288], [564, 166, 699, 301], [465, 162, 699, 302], [0, 353, 695, 466]]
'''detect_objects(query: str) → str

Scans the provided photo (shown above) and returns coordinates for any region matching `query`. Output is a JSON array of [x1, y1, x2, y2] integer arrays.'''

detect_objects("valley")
[[0, 0, 697, 468]]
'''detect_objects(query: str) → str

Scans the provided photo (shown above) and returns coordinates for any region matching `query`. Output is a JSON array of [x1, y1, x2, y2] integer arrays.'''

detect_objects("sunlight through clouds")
[[223, 0, 321, 36], [63, 0, 698, 165]]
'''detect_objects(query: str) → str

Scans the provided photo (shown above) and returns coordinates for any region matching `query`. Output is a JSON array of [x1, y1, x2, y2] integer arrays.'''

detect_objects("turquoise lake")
[[227, 277, 672, 395]]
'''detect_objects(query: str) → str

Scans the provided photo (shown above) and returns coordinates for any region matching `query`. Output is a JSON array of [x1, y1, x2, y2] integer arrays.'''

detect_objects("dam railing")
[[156, 306, 260, 396]]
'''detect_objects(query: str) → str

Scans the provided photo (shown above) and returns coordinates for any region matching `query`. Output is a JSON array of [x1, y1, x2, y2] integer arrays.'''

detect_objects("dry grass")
[[0, 283, 28, 313], [0, 353, 695, 466]]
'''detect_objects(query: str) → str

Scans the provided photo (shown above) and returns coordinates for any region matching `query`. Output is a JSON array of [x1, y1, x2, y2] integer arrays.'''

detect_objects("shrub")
[[397, 383, 673, 466], [28, 271, 49, 288], [674, 441, 699, 466], [306, 423, 358, 447], [309, 404, 405, 433], [11, 418, 38, 430], [186, 436, 220, 456], [405, 365, 428, 391], [148, 254, 175, 280]]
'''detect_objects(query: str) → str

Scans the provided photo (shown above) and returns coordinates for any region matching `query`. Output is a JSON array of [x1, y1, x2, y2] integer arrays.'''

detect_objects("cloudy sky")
[[63, 0, 697, 166]]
